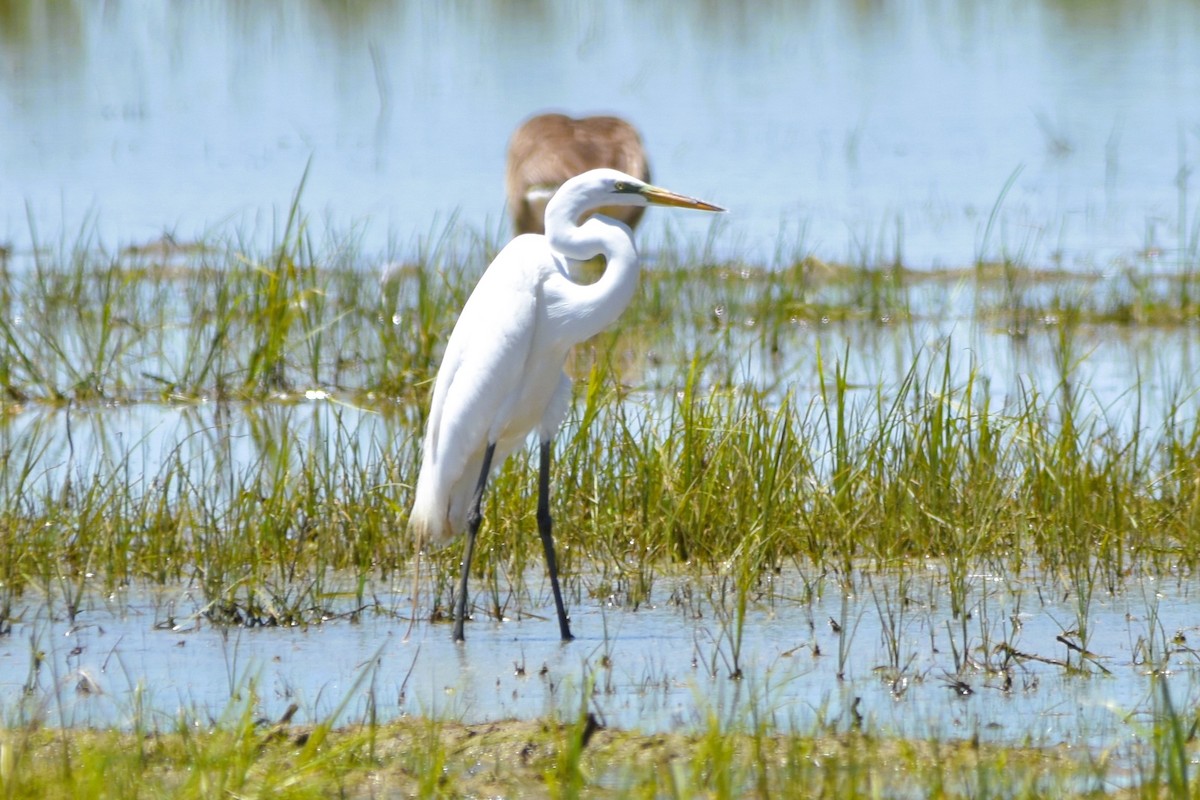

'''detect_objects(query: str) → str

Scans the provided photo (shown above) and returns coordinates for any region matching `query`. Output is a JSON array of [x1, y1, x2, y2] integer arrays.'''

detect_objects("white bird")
[[506, 113, 651, 236], [408, 168, 724, 642]]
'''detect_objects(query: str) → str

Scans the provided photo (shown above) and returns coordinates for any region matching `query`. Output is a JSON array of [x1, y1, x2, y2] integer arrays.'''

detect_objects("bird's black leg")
[[537, 441, 574, 641], [453, 443, 495, 643]]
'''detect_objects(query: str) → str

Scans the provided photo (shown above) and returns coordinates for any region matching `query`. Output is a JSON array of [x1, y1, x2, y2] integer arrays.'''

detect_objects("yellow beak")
[[640, 185, 726, 213]]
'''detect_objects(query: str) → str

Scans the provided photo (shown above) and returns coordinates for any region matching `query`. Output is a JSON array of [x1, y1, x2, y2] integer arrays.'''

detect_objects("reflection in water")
[[1, 1, 1198, 268], [2, 564, 1199, 768], [2, 314, 1198, 506], [2, 3, 1200, 763]]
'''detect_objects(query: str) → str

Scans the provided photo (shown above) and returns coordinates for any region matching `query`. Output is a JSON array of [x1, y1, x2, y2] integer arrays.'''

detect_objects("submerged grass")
[[4, 210, 1200, 796], [2, 213, 1200, 624]]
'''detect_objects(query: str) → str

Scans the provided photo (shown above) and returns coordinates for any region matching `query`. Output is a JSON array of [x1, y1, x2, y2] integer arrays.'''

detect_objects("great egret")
[[506, 113, 651, 236], [409, 168, 723, 642]]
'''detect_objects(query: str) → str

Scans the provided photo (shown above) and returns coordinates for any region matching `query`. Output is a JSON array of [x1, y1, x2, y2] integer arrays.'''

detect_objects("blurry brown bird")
[[506, 113, 651, 236]]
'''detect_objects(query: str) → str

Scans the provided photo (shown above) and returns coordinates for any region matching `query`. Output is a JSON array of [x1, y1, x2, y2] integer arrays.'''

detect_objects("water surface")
[[3, 565, 1197, 765], [3, 4, 1200, 772], [3, 1, 1199, 268]]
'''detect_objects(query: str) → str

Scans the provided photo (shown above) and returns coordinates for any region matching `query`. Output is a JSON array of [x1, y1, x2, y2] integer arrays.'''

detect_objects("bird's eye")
[[613, 181, 630, 192]]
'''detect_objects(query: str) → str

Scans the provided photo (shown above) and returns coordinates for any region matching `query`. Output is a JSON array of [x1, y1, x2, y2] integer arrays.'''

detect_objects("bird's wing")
[[506, 114, 650, 235], [424, 246, 542, 487], [509, 114, 649, 187]]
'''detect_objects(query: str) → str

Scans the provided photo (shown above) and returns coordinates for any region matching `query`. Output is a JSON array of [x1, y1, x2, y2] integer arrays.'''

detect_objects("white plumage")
[[408, 168, 723, 641]]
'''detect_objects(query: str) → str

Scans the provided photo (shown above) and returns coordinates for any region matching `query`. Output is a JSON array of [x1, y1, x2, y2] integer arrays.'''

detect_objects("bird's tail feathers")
[[407, 472, 455, 550]]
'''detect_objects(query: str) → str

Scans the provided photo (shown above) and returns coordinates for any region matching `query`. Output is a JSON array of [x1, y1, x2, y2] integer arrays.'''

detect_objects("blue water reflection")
[[3, 565, 1198, 770], [2, 2, 1198, 268]]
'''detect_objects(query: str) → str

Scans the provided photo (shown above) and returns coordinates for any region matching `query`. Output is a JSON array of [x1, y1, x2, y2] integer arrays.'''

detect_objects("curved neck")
[[545, 204, 641, 344]]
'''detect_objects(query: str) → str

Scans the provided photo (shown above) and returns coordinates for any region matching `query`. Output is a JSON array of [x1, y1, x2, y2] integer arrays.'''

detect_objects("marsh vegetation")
[[5, 0, 1200, 794], [2, 201, 1200, 795]]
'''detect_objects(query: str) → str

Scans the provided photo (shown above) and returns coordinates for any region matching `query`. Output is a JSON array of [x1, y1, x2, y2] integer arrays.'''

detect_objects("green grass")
[[2, 694, 1185, 799], [1, 213, 1200, 622], [2, 211, 1200, 795]]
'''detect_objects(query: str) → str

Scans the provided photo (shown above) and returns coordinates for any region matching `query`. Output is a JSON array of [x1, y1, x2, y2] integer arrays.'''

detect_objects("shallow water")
[[3, 1, 1199, 268], [3, 565, 1198, 760], [2, 309, 1197, 502], [2, 315, 1199, 758], [4, 4, 1200, 768]]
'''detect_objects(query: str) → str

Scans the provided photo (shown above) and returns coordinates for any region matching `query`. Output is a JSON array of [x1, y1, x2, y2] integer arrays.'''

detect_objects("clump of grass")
[[0, 697, 1171, 798], [3, 207, 1199, 407], [4, 206, 1200, 636]]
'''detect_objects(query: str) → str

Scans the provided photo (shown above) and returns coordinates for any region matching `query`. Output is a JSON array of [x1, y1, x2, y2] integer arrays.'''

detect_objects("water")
[[3, 311, 1199, 506], [2, 321, 1200, 756], [4, 0, 1200, 765], [3, 566, 1197, 761], [3, 1, 1199, 268]]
